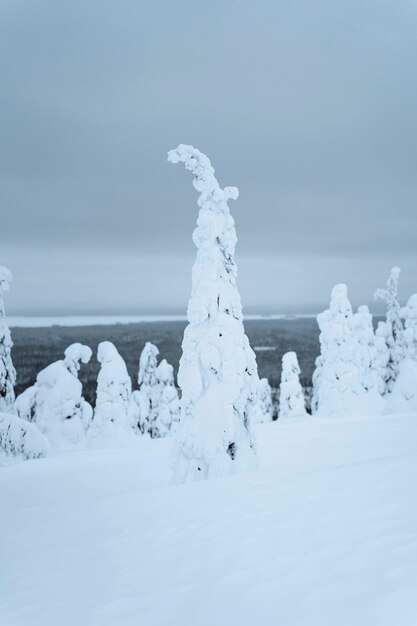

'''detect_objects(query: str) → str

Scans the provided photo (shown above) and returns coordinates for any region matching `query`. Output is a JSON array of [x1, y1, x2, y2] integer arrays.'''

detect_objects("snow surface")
[[1, 412, 417, 626]]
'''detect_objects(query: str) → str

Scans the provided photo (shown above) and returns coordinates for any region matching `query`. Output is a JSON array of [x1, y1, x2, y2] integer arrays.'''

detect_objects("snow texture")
[[374, 267, 405, 392], [168, 144, 259, 482], [0, 267, 16, 412], [90, 341, 135, 444], [313, 284, 376, 417], [279, 351, 307, 418], [15, 343, 93, 451], [0, 411, 48, 462]]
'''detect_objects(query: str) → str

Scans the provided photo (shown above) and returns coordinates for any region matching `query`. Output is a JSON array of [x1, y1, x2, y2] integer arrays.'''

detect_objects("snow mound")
[[0, 411, 48, 462]]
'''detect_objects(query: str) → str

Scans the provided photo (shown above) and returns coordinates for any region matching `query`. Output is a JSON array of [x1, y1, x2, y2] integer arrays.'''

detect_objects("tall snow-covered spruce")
[[168, 144, 260, 482], [0, 267, 16, 412]]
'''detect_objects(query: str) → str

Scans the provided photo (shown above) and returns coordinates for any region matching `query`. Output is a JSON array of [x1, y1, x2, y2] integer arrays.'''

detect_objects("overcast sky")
[[1, 0, 416, 315]]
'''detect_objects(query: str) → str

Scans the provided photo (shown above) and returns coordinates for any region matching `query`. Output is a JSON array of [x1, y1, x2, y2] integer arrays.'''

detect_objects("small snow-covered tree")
[[150, 359, 180, 438], [374, 321, 390, 395], [15, 343, 93, 450], [0, 411, 48, 462], [352, 306, 378, 391], [374, 267, 405, 391], [279, 351, 307, 419], [0, 267, 16, 412], [91, 341, 134, 442], [256, 378, 273, 423], [313, 284, 370, 417], [387, 294, 417, 412], [136, 342, 159, 435], [352, 305, 383, 412], [168, 144, 259, 482]]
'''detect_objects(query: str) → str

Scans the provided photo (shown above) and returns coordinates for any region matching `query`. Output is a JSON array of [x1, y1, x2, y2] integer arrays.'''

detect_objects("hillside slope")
[[1, 413, 417, 626]]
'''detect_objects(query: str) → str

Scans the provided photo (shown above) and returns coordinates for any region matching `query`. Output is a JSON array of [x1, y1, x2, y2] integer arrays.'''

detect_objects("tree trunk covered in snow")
[[168, 144, 259, 483]]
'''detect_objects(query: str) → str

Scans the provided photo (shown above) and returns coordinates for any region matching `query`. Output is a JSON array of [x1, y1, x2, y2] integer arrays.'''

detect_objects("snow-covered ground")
[[1, 412, 417, 626]]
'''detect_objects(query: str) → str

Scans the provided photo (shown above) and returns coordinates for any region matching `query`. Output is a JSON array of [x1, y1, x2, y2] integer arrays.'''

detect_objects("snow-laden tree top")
[[167, 144, 239, 210], [64, 343, 92, 377], [374, 266, 401, 307], [156, 359, 175, 385], [138, 342, 159, 387], [167, 144, 243, 325]]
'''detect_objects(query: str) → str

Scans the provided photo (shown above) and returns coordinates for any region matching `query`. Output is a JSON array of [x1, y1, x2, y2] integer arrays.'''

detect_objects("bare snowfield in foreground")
[[1, 413, 417, 626]]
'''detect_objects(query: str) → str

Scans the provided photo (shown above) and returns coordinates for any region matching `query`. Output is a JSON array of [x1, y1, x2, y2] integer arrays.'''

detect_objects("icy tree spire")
[[374, 267, 405, 391], [137, 342, 159, 435], [279, 352, 307, 419], [168, 144, 259, 482], [0, 267, 16, 412]]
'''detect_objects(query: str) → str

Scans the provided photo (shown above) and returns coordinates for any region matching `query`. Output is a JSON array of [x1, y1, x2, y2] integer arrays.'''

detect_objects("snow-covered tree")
[[256, 378, 273, 423], [387, 294, 417, 412], [0, 411, 48, 462], [168, 144, 259, 482], [279, 351, 307, 419], [313, 284, 371, 417], [374, 267, 405, 391], [150, 359, 180, 438], [91, 341, 134, 442], [0, 267, 16, 412], [137, 342, 159, 435], [374, 321, 391, 395], [15, 343, 93, 450], [352, 306, 378, 391]]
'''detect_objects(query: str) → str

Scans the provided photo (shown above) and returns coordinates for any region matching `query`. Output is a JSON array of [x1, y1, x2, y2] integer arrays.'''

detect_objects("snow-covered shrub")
[[256, 378, 273, 423], [15, 343, 93, 450], [137, 342, 159, 435], [168, 144, 259, 482], [0, 411, 48, 461], [0, 267, 16, 412], [279, 351, 307, 419], [313, 284, 374, 417], [151, 359, 180, 438], [387, 294, 417, 413], [91, 341, 134, 443], [374, 267, 405, 392]]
